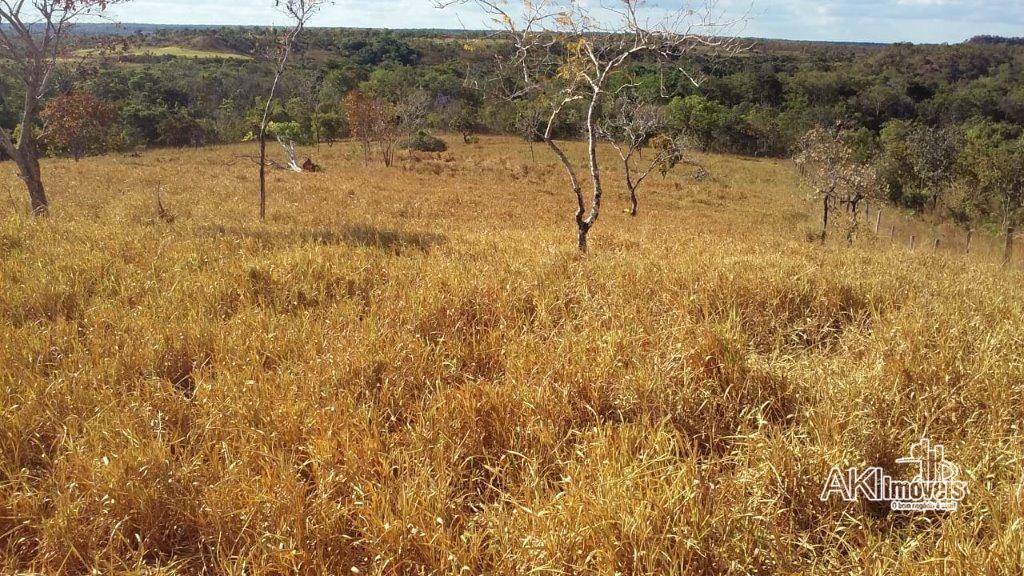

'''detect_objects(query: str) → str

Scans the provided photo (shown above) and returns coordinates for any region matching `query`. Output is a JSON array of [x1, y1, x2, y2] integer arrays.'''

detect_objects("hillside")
[[2, 137, 1023, 574]]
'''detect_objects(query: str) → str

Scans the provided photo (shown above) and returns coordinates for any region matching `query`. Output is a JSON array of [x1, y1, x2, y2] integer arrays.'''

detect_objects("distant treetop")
[[967, 36, 1024, 46]]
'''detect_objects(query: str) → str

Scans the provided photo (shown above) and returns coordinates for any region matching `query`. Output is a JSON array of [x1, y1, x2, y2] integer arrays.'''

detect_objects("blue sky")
[[102, 1, 1024, 44]]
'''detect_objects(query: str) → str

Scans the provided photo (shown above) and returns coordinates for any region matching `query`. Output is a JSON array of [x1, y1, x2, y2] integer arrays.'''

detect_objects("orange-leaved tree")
[[40, 92, 118, 161]]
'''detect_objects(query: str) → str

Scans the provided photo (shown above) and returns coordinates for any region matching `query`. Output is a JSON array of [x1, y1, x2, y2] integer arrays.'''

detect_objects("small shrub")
[[401, 130, 448, 152]]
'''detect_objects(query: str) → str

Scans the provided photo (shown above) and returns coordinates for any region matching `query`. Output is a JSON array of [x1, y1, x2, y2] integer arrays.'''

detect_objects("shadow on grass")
[[200, 222, 446, 254]]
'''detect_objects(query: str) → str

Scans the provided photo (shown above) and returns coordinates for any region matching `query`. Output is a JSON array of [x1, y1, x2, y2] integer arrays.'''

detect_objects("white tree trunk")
[[276, 136, 303, 172]]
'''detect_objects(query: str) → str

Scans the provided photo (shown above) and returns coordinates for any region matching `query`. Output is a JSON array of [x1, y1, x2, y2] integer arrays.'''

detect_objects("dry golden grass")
[[1, 136, 1023, 575]]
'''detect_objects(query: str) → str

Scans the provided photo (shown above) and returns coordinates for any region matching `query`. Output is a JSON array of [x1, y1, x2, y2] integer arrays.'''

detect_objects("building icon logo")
[[820, 438, 968, 511]]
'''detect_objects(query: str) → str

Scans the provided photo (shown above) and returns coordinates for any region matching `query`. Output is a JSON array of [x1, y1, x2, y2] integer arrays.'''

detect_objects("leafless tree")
[[257, 0, 326, 220], [599, 97, 691, 216], [435, 0, 748, 252], [796, 125, 882, 245], [514, 104, 546, 162], [0, 0, 128, 215]]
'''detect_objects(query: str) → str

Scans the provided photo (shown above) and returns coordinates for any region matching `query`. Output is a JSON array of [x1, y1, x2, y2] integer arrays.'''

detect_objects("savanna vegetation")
[[2, 135, 1023, 575], [5, 23, 1024, 240], [3, 1, 1024, 574]]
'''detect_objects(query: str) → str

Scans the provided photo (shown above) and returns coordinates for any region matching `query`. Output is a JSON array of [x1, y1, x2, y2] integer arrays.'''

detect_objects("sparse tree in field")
[[344, 89, 430, 167], [345, 90, 379, 164], [439, 95, 481, 144], [514, 103, 547, 162], [940, 181, 982, 252], [40, 92, 117, 161], [599, 97, 688, 217], [0, 0, 128, 215], [435, 0, 747, 252], [256, 0, 326, 220], [796, 126, 882, 245]]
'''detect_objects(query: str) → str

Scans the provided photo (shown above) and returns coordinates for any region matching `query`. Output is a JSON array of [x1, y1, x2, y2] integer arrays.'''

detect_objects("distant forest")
[[3, 27, 1024, 213]]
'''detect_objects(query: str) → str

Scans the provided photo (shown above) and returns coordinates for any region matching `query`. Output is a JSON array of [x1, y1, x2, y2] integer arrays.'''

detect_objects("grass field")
[[1, 136, 1023, 574], [75, 46, 252, 60]]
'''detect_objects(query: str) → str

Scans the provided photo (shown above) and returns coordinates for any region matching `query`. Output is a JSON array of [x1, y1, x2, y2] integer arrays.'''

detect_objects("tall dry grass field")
[[1, 136, 1023, 574]]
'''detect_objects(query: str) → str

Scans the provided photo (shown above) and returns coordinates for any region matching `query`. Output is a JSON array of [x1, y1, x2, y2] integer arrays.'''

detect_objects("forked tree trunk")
[[628, 185, 639, 217]]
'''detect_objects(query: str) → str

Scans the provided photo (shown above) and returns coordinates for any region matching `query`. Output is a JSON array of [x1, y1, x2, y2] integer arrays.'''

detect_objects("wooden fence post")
[[874, 209, 882, 234]]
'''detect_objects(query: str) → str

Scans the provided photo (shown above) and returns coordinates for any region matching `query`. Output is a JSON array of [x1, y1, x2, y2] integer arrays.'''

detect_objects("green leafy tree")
[[970, 138, 1024, 264]]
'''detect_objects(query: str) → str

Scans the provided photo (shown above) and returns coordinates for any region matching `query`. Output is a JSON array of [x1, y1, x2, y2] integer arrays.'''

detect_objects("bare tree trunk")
[[259, 135, 267, 220], [821, 195, 830, 244], [2, 107, 48, 215], [257, 40, 292, 221], [1004, 224, 1015, 267], [624, 166, 638, 217], [580, 94, 603, 251], [20, 156, 48, 216], [874, 209, 881, 234], [15, 139, 48, 216], [577, 223, 591, 252], [965, 228, 973, 253]]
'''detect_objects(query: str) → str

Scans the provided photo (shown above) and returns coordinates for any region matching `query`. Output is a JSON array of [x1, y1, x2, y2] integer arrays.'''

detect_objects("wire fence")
[[860, 202, 1020, 268]]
